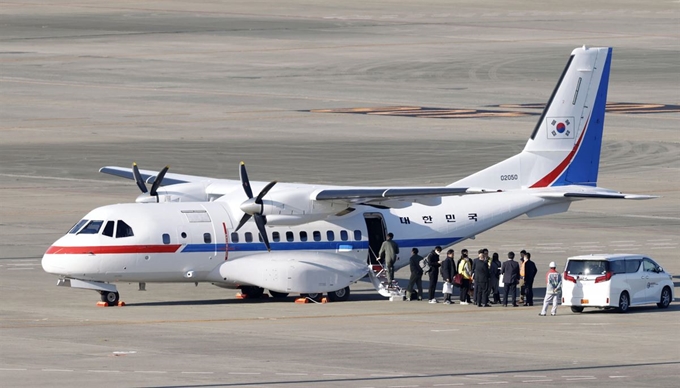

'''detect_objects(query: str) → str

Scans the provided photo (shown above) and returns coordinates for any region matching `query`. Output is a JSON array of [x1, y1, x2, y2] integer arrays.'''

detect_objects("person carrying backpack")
[[539, 262, 562, 316]]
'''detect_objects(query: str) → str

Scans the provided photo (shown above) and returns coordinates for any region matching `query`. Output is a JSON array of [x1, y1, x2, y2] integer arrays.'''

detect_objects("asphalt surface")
[[1, 1, 678, 387]]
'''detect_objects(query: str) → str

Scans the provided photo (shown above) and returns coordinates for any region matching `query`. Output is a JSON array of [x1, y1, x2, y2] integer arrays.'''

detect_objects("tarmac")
[[0, 1, 678, 387]]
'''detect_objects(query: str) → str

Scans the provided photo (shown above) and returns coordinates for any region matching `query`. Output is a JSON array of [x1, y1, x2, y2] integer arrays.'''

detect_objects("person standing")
[[378, 233, 399, 287], [540, 262, 562, 316], [523, 252, 538, 306], [405, 248, 424, 301], [519, 250, 527, 304], [472, 249, 491, 307], [457, 250, 472, 304], [501, 251, 520, 307], [426, 246, 442, 303], [489, 252, 502, 304], [440, 249, 456, 304]]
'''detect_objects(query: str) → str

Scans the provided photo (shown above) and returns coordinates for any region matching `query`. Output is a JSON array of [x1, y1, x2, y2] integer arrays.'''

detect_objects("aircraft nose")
[[42, 251, 65, 275]]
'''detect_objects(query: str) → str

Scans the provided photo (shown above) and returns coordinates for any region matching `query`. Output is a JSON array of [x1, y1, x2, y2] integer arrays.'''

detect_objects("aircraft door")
[[363, 213, 386, 266]]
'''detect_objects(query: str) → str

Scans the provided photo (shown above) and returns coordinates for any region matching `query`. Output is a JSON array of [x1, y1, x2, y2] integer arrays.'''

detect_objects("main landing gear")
[[99, 291, 121, 306]]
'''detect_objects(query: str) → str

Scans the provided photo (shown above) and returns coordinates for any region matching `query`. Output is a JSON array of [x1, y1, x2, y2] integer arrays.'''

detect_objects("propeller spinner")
[[132, 162, 169, 203], [234, 162, 277, 252]]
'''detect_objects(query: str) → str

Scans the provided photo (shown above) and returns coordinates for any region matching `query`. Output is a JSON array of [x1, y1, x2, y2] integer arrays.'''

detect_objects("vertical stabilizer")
[[450, 46, 612, 190]]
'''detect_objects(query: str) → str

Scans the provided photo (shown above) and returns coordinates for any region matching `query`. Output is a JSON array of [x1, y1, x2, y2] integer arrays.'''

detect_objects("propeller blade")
[[235, 213, 252, 232], [255, 181, 277, 204], [254, 215, 271, 252], [239, 161, 253, 199], [149, 165, 170, 197], [132, 162, 148, 194]]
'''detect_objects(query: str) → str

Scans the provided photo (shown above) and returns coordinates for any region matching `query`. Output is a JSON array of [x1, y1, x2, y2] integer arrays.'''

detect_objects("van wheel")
[[618, 291, 630, 313], [570, 306, 584, 313], [327, 287, 351, 302], [657, 287, 672, 309], [269, 290, 289, 298]]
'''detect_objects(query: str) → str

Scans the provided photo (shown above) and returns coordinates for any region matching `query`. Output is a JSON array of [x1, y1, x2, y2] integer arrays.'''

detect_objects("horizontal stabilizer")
[[535, 186, 658, 200]]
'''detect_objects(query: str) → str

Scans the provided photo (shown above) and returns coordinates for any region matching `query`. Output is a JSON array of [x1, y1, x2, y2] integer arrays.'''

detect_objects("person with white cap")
[[539, 262, 562, 316]]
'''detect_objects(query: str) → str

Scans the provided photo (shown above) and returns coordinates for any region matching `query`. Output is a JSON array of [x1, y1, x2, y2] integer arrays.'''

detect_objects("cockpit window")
[[102, 221, 115, 237], [116, 220, 134, 238], [68, 219, 89, 234], [78, 220, 104, 235]]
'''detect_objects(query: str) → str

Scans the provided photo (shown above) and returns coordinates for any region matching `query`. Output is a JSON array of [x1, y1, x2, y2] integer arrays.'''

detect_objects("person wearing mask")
[[457, 250, 473, 304], [426, 246, 442, 303], [501, 251, 520, 307], [472, 249, 491, 307], [539, 262, 562, 316], [523, 252, 538, 306], [405, 248, 423, 301], [440, 249, 456, 304], [489, 252, 502, 304], [378, 233, 399, 288]]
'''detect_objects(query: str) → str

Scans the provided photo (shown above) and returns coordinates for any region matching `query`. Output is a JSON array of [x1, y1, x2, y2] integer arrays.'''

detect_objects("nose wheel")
[[100, 291, 120, 306]]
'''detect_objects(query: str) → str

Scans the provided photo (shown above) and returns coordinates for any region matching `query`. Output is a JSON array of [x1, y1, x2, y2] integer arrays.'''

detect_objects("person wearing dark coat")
[[501, 251, 520, 307], [426, 246, 442, 303], [405, 248, 424, 301], [523, 252, 539, 306], [440, 249, 456, 304], [472, 249, 491, 307], [489, 252, 502, 304]]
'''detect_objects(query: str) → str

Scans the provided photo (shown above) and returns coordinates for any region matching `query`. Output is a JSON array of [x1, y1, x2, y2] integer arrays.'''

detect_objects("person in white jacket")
[[539, 262, 562, 316]]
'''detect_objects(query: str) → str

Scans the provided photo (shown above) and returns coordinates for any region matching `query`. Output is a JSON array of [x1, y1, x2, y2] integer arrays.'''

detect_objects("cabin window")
[[354, 230, 362, 241], [78, 220, 103, 235], [245, 232, 253, 242], [231, 232, 239, 243], [313, 231, 321, 242], [68, 219, 89, 234], [102, 221, 115, 237], [299, 231, 308, 242], [116, 220, 134, 238], [327, 231, 335, 241], [203, 233, 212, 244], [286, 231, 294, 242], [162, 233, 171, 244], [272, 231, 280, 242], [181, 232, 187, 239], [340, 230, 348, 241]]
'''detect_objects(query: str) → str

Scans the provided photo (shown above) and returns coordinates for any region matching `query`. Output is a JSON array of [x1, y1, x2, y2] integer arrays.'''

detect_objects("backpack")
[[419, 257, 431, 273]]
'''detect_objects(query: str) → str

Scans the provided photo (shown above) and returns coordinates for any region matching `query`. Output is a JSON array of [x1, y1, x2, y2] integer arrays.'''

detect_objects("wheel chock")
[[96, 301, 108, 307], [321, 297, 328, 303], [117, 301, 126, 307], [236, 293, 270, 300], [295, 297, 309, 303], [236, 293, 246, 299]]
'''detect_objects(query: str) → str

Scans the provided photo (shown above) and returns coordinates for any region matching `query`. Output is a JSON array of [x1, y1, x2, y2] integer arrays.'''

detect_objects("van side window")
[[231, 232, 239, 243], [272, 231, 280, 242], [102, 221, 114, 237], [162, 233, 171, 244], [340, 230, 348, 241], [203, 233, 212, 243], [354, 230, 362, 241], [116, 220, 134, 238], [300, 231, 308, 242], [610, 260, 625, 274], [286, 231, 294, 242], [313, 231, 321, 242], [245, 232, 253, 242], [642, 258, 657, 272], [625, 259, 641, 273], [327, 231, 335, 241]]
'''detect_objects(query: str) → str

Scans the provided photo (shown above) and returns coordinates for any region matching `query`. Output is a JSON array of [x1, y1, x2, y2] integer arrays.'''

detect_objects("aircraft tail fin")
[[450, 46, 612, 190]]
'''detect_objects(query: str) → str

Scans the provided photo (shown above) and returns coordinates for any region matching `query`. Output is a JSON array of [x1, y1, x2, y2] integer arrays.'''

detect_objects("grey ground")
[[1, 1, 678, 387]]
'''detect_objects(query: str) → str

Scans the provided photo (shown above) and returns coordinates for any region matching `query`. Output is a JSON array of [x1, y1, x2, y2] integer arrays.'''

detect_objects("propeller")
[[132, 162, 170, 202], [234, 161, 277, 252]]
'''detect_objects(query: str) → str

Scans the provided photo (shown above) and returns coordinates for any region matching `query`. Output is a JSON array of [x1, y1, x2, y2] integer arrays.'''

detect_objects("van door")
[[642, 257, 663, 304], [624, 258, 647, 305]]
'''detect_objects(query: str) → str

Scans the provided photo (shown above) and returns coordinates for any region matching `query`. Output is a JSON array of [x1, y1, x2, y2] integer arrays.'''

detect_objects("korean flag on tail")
[[547, 117, 575, 139]]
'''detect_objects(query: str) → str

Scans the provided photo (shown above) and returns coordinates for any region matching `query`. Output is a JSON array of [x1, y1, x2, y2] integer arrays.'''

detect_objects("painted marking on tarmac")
[[6, 267, 34, 270], [181, 371, 214, 374], [564, 376, 596, 380], [477, 382, 508, 385], [522, 379, 553, 383], [41, 369, 73, 372], [0, 368, 27, 371], [87, 369, 120, 373], [229, 372, 261, 375], [434, 384, 464, 387], [134, 370, 167, 374], [431, 329, 459, 332], [276, 372, 309, 376]]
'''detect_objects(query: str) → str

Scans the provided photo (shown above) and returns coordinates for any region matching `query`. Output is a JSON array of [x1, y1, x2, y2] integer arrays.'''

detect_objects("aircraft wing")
[[99, 166, 213, 186], [312, 187, 495, 205], [534, 186, 659, 200]]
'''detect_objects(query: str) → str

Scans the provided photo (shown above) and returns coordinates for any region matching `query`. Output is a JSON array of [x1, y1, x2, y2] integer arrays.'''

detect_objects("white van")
[[562, 254, 674, 313]]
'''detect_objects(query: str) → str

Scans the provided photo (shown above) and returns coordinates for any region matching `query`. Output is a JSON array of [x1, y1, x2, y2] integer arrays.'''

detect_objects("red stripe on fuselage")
[[530, 118, 589, 188], [45, 244, 182, 255]]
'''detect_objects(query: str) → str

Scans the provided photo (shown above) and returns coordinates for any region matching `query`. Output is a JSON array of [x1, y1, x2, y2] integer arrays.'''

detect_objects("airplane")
[[42, 46, 656, 306]]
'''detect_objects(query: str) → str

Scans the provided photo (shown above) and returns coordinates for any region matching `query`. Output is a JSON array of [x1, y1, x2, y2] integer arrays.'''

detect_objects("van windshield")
[[566, 260, 609, 276]]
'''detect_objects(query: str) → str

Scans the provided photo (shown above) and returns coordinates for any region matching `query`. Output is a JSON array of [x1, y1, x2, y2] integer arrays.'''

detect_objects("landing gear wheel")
[[240, 286, 264, 299], [570, 306, 584, 313], [301, 293, 321, 301], [269, 290, 289, 298], [100, 291, 120, 306], [618, 291, 630, 313], [657, 287, 672, 309], [327, 286, 351, 302]]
